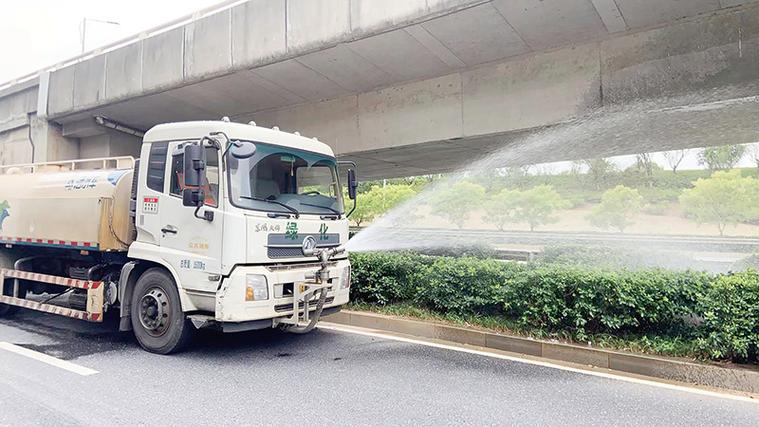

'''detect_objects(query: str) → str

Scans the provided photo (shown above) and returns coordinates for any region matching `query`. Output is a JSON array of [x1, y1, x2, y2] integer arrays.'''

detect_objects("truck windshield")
[[228, 142, 344, 216]]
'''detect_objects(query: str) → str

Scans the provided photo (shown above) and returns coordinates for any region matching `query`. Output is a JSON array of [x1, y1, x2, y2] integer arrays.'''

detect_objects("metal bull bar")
[[277, 243, 345, 334], [0, 268, 105, 322]]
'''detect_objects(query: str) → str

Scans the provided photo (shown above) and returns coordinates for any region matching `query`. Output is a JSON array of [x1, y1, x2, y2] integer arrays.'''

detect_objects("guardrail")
[[349, 227, 759, 253], [0, 0, 249, 92]]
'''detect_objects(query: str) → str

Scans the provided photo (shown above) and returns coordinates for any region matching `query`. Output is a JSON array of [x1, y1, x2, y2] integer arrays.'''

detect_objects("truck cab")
[[124, 120, 357, 352]]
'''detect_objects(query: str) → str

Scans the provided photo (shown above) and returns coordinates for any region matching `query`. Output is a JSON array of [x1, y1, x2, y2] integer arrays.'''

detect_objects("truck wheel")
[[130, 268, 193, 354]]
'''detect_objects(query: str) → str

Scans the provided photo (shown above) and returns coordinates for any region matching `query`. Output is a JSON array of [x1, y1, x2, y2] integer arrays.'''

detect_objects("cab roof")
[[143, 121, 335, 157]]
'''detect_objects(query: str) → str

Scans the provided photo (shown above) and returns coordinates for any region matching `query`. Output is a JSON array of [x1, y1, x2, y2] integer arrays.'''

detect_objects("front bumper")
[[214, 259, 351, 324]]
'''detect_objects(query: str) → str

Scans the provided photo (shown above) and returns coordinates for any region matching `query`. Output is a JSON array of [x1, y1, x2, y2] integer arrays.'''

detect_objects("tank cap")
[[294, 131, 301, 136], [272, 126, 280, 131], [221, 116, 231, 122], [248, 121, 257, 126]]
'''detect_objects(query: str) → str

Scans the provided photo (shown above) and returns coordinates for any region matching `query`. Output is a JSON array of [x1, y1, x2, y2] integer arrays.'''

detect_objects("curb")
[[324, 310, 759, 394]]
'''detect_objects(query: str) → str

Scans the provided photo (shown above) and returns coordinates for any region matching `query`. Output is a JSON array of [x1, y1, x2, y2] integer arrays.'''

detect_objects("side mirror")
[[183, 188, 205, 208], [348, 169, 358, 200], [184, 143, 206, 187], [230, 141, 256, 159]]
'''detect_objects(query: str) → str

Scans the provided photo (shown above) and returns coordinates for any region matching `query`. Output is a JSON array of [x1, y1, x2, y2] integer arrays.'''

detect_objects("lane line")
[[320, 323, 758, 404], [0, 342, 98, 376]]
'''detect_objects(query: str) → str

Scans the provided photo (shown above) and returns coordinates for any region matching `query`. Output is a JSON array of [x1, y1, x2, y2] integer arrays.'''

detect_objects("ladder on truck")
[[0, 269, 105, 322]]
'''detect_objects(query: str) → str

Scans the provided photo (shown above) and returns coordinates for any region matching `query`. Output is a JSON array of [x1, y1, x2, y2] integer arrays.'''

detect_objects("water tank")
[[0, 158, 135, 252]]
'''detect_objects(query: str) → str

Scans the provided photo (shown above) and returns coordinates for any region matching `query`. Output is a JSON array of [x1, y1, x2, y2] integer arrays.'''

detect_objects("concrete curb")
[[325, 310, 759, 394]]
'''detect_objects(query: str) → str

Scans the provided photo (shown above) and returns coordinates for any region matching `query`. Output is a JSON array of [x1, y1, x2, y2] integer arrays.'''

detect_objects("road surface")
[[0, 311, 757, 426]]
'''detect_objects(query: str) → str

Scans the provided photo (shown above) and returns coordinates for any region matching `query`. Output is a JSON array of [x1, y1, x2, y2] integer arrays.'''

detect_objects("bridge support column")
[[29, 115, 79, 163]]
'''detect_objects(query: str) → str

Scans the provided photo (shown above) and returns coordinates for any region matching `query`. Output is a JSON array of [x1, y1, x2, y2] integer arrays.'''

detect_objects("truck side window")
[[169, 146, 219, 207], [146, 142, 168, 192]]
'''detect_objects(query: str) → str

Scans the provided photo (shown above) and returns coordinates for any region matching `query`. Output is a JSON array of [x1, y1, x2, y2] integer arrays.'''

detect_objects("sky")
[[0, 0, 228, 83]]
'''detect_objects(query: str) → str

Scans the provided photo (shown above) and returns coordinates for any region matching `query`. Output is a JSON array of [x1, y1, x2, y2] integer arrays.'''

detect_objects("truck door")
[[159, 141, 224, 293]]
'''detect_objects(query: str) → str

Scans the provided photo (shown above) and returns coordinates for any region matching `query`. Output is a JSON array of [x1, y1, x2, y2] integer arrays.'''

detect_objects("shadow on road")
[[0, 310, 341, 360]]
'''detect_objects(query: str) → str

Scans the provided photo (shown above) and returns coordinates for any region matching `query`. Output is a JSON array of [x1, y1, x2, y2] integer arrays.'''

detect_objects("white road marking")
[[320, 323, 759, 404], [0, 342, 98, 376]]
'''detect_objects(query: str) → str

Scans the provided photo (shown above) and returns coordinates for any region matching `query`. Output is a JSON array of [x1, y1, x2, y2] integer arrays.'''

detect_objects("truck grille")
[[267, 247, 307, 258], [267, 233, 340, 259], [267, 245, 339, 259], [274, 297, 335, 313]]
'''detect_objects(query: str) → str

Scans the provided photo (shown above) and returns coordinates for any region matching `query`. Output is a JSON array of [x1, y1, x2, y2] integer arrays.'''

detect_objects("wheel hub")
[[138, 288, 170, 336]]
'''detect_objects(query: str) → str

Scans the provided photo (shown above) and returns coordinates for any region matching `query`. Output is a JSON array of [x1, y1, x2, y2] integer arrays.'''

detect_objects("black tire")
[[130, 268, 193, 354], [0, 278, 24, 317]]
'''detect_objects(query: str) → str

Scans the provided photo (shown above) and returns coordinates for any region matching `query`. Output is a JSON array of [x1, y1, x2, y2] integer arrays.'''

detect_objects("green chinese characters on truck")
[[319, 223, 329, 240], [285, 221, 299, 240]]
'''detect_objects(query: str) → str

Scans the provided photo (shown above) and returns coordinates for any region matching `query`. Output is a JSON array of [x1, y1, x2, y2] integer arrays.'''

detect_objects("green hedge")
[[697, 270, 759, 361], [348, 251, 759, 363]]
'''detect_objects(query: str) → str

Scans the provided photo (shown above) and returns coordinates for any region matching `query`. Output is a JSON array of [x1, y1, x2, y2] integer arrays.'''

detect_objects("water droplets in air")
[[347, 89, 759, 272]]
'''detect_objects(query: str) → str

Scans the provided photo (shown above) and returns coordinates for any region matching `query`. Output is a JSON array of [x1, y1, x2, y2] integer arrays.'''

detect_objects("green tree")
[[430, 181, 486, 228], [679, 170, 759, 236], [512, 185, 568, 232], [587, 185, 643, 232], [348, 186, 379, 227], [698, 145, 746, 171], [582, 158, 617, 190], [483, 189, 520, 231], [372, 184, 417, 214], [348, 184, 418, 227]]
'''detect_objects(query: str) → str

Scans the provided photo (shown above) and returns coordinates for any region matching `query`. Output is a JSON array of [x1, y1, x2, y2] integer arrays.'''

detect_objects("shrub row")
[[348, 252, 759, 363]]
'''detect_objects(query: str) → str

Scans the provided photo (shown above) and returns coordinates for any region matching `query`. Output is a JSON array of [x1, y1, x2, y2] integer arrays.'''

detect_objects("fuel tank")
[[0, 158, 135, 252]]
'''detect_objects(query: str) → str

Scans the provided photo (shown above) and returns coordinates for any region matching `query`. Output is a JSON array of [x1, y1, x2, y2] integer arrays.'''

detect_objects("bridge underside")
[[2, 0, 759, 179], [346, 87, 759, 178]]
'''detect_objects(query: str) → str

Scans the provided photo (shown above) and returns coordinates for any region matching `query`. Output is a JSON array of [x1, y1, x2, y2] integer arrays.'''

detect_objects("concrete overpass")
[[1, 0, 758, 178]]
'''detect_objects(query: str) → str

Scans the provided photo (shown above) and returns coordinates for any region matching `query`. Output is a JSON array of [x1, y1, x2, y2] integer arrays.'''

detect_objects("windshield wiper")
[[300, 202, 342, 218], [240, 195, 300, 218]]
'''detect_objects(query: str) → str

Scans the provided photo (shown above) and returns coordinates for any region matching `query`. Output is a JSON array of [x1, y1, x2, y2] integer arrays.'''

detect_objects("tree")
[[635, 153, 660, 187], [483, 189, 520, 231], [511, 185, 568, 232], [662, 149, 688, 174], [348, 187, 379, 227], [348, 184, 418, 227], [430, 181, 485, 228], [679, 170, 759, 236], [469, 168, 505, 192], [698, 145, 745, 171], [636, 153, 655, 178], [587, 185, 643, 232], [372, 184, 416, 214], [582, 158, 617, 190], [373, 184, 418, 226]]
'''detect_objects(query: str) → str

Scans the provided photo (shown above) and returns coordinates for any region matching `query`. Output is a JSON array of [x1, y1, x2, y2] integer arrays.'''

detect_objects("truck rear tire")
[[130, 268, 193, 354]]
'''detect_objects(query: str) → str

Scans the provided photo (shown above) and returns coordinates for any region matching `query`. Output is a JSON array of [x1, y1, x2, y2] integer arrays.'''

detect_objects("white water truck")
[[0, 120, 358, 354]]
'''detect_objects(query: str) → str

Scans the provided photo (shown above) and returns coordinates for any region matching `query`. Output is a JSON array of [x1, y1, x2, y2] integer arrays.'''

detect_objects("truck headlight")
[[340, 266, 351, 289], [245, 275, 269, 301]]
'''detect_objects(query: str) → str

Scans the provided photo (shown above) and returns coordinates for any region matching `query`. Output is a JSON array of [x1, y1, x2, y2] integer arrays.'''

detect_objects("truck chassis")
[[0, 268, 105, 322]]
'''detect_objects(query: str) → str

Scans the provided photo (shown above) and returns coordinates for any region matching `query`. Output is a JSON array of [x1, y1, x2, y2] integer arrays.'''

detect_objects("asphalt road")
[[0, 311, 757, 426]]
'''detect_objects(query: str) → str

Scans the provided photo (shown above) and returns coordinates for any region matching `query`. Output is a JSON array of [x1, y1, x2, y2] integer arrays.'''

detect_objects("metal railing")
[[0, 0, 249, 92], [0, 156, 135, 174]]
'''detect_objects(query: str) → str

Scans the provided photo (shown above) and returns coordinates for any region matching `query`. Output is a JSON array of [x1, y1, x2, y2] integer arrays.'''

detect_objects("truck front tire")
[[130, 268, 193, 354]]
